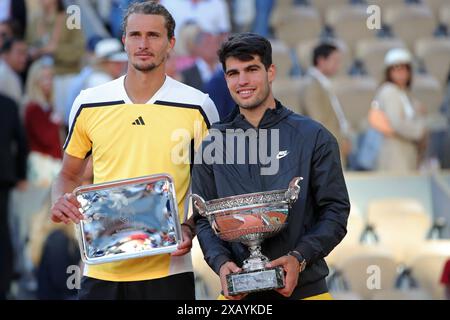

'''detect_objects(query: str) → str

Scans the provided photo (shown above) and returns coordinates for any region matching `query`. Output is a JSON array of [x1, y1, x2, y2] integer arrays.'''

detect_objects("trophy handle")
[[190, 194, 208, 217], [285, 177, 303, 205]]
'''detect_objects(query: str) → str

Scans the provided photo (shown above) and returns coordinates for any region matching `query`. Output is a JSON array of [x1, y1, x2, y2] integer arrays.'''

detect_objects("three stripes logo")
[[132, 116, 146, 126]]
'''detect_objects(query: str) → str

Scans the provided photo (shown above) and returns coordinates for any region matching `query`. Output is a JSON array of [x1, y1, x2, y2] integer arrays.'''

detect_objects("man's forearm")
[[51, 171, 82, 205]]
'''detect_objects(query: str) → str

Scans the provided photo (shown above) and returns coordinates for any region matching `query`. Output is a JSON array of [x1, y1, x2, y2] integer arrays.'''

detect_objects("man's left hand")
[[171, 224, 194, 256], [266, 255, 300, 298]]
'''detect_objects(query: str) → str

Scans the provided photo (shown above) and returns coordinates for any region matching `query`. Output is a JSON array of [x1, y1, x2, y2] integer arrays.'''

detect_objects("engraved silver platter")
[[74, 174, 182, 265]]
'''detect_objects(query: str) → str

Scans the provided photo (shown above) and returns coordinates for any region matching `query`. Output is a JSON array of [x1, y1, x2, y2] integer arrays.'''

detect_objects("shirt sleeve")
[[63, 91, 92, 159]]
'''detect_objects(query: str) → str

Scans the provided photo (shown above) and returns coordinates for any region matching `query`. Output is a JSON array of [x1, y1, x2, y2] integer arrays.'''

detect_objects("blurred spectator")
[[440, 69, 450, 169], [0, 93, 28, 300], [24, 57, 63, 187], [0, 0, 27, 38], [26, 0, 85, 121], [205, 69, 234, 121], [0, 37, 28, 108], [63, 35, 104, 127], [85, 38, 128, 89], [27, 195, 79, 300], [300, 42, 352, 168], [252, 0, 274, 38], [441, 259, 450, 300], [232, 0, 255, 33], [372, 48, 427, 172], [63, 37, 127, 129], [180, 26, 221, 91], [0, 19, 16, 48], [109, 0, 147, 39], [161, 0, 231, 38], [166, 53, 182, 81]]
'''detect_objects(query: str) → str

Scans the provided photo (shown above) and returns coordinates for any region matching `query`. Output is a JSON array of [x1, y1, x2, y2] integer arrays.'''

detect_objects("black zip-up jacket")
[[192, 100, 350, 300]]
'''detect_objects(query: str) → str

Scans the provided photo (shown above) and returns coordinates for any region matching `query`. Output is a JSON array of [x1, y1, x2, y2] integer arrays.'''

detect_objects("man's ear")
[[268, 64, 276, 84]]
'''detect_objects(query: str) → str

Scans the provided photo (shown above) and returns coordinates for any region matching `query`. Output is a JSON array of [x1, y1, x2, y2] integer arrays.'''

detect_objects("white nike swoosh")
[[276, 151, 289, 160]]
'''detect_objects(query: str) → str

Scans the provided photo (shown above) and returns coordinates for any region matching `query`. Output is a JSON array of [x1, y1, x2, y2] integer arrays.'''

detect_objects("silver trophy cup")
[[191, 177, 303, 296]]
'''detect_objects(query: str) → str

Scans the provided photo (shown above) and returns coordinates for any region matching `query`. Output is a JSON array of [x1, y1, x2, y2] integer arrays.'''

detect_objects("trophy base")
[[226, 266, 285, 296]]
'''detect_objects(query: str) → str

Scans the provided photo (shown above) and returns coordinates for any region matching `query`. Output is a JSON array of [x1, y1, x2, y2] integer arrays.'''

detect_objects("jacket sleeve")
[[192, 141, 233, 275], [295, 130, 350, 264]]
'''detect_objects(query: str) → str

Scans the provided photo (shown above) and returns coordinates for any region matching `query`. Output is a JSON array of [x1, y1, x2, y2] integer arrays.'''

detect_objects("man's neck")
[[124, 67, 166, 104], [239, 97, 276, 128]]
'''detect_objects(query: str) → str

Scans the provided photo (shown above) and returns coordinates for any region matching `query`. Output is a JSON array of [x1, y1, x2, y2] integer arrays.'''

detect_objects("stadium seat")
[[365, 0, 406, 12], [415, 38, 450, 85], [371, 288, 432, 300], [272, 76, 306, 114], [309, 0, 348, 23], [384, 5, 436, 50], [332, 75, 378, 133], [337, 247, 399, 299], [408, 240, 450, 299], [270, 39, 293, 78], [440, 3, 450, 29], [367, 197, 432, 264], [271, 6, 322, 48], [356, 38, 407, 83], [422, 0, 450, 19], [325, 4, 378, 55]]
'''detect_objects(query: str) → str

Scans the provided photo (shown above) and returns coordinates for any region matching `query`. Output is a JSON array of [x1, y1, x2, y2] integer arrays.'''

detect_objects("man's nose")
[[238, 72, 250, 86]]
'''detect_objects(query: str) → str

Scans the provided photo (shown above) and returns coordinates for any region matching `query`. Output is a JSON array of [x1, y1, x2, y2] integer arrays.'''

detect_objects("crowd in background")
[[0, 0, 450, 300]]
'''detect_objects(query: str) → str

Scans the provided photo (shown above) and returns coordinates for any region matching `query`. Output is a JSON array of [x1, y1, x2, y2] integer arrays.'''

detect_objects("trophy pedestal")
[[226, 266, 285, 296]]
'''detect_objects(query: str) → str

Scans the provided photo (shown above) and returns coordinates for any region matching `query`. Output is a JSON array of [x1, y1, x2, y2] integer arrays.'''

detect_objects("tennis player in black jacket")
[[192, 33, 350, 300]]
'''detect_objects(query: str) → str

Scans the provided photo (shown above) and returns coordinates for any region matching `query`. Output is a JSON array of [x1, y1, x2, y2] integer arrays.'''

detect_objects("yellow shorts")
[[218, 292, 333, 300]]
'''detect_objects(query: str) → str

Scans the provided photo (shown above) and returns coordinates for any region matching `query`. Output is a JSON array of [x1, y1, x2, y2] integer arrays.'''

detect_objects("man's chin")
[[133, 63, 156, 72]]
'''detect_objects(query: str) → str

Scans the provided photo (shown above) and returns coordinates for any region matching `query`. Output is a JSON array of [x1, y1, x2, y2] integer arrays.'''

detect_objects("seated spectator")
[[27, 197, 80, 300], [299, 42, 352, 168], [0, 0, 27, 38], [26, 0, 85, 121], [372, 48, 427, 172], [85, 38, 128, 89], [180, 25, 222, 91], [0, 93, 28, 300], [161, 0, 231, 39], [205, 68, 235, 121], [23, 57, 63, 187], [0, 37, 28, 108]]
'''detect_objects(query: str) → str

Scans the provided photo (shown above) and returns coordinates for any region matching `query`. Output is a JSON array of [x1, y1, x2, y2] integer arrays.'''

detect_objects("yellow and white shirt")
[[65, 75, 219, 281]]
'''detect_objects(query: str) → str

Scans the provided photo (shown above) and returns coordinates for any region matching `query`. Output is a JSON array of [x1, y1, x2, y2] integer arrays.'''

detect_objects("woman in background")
[[373, 48, 427, 172], [23, 57, 62, 187]]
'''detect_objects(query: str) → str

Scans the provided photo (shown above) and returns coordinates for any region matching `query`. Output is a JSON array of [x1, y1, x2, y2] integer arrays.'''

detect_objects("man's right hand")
[[219, 261, 247, 300], [51, 193, 84, 224]]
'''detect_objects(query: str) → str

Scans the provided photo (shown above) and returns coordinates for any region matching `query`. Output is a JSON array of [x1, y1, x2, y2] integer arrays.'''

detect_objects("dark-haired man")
[[50, 1, 218, 300], [300, 43, 351, 167], [0, 37, 27, 107], [192, 33, 350, 300]]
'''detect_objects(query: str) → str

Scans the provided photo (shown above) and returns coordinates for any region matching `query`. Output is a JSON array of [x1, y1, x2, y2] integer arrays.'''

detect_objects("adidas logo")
[[132, 116, 146, 126]]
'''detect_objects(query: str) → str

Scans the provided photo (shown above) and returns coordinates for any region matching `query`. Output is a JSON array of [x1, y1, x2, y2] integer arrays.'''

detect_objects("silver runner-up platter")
[[191, 177, 303, 296], [74, 174, 182, 265]]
